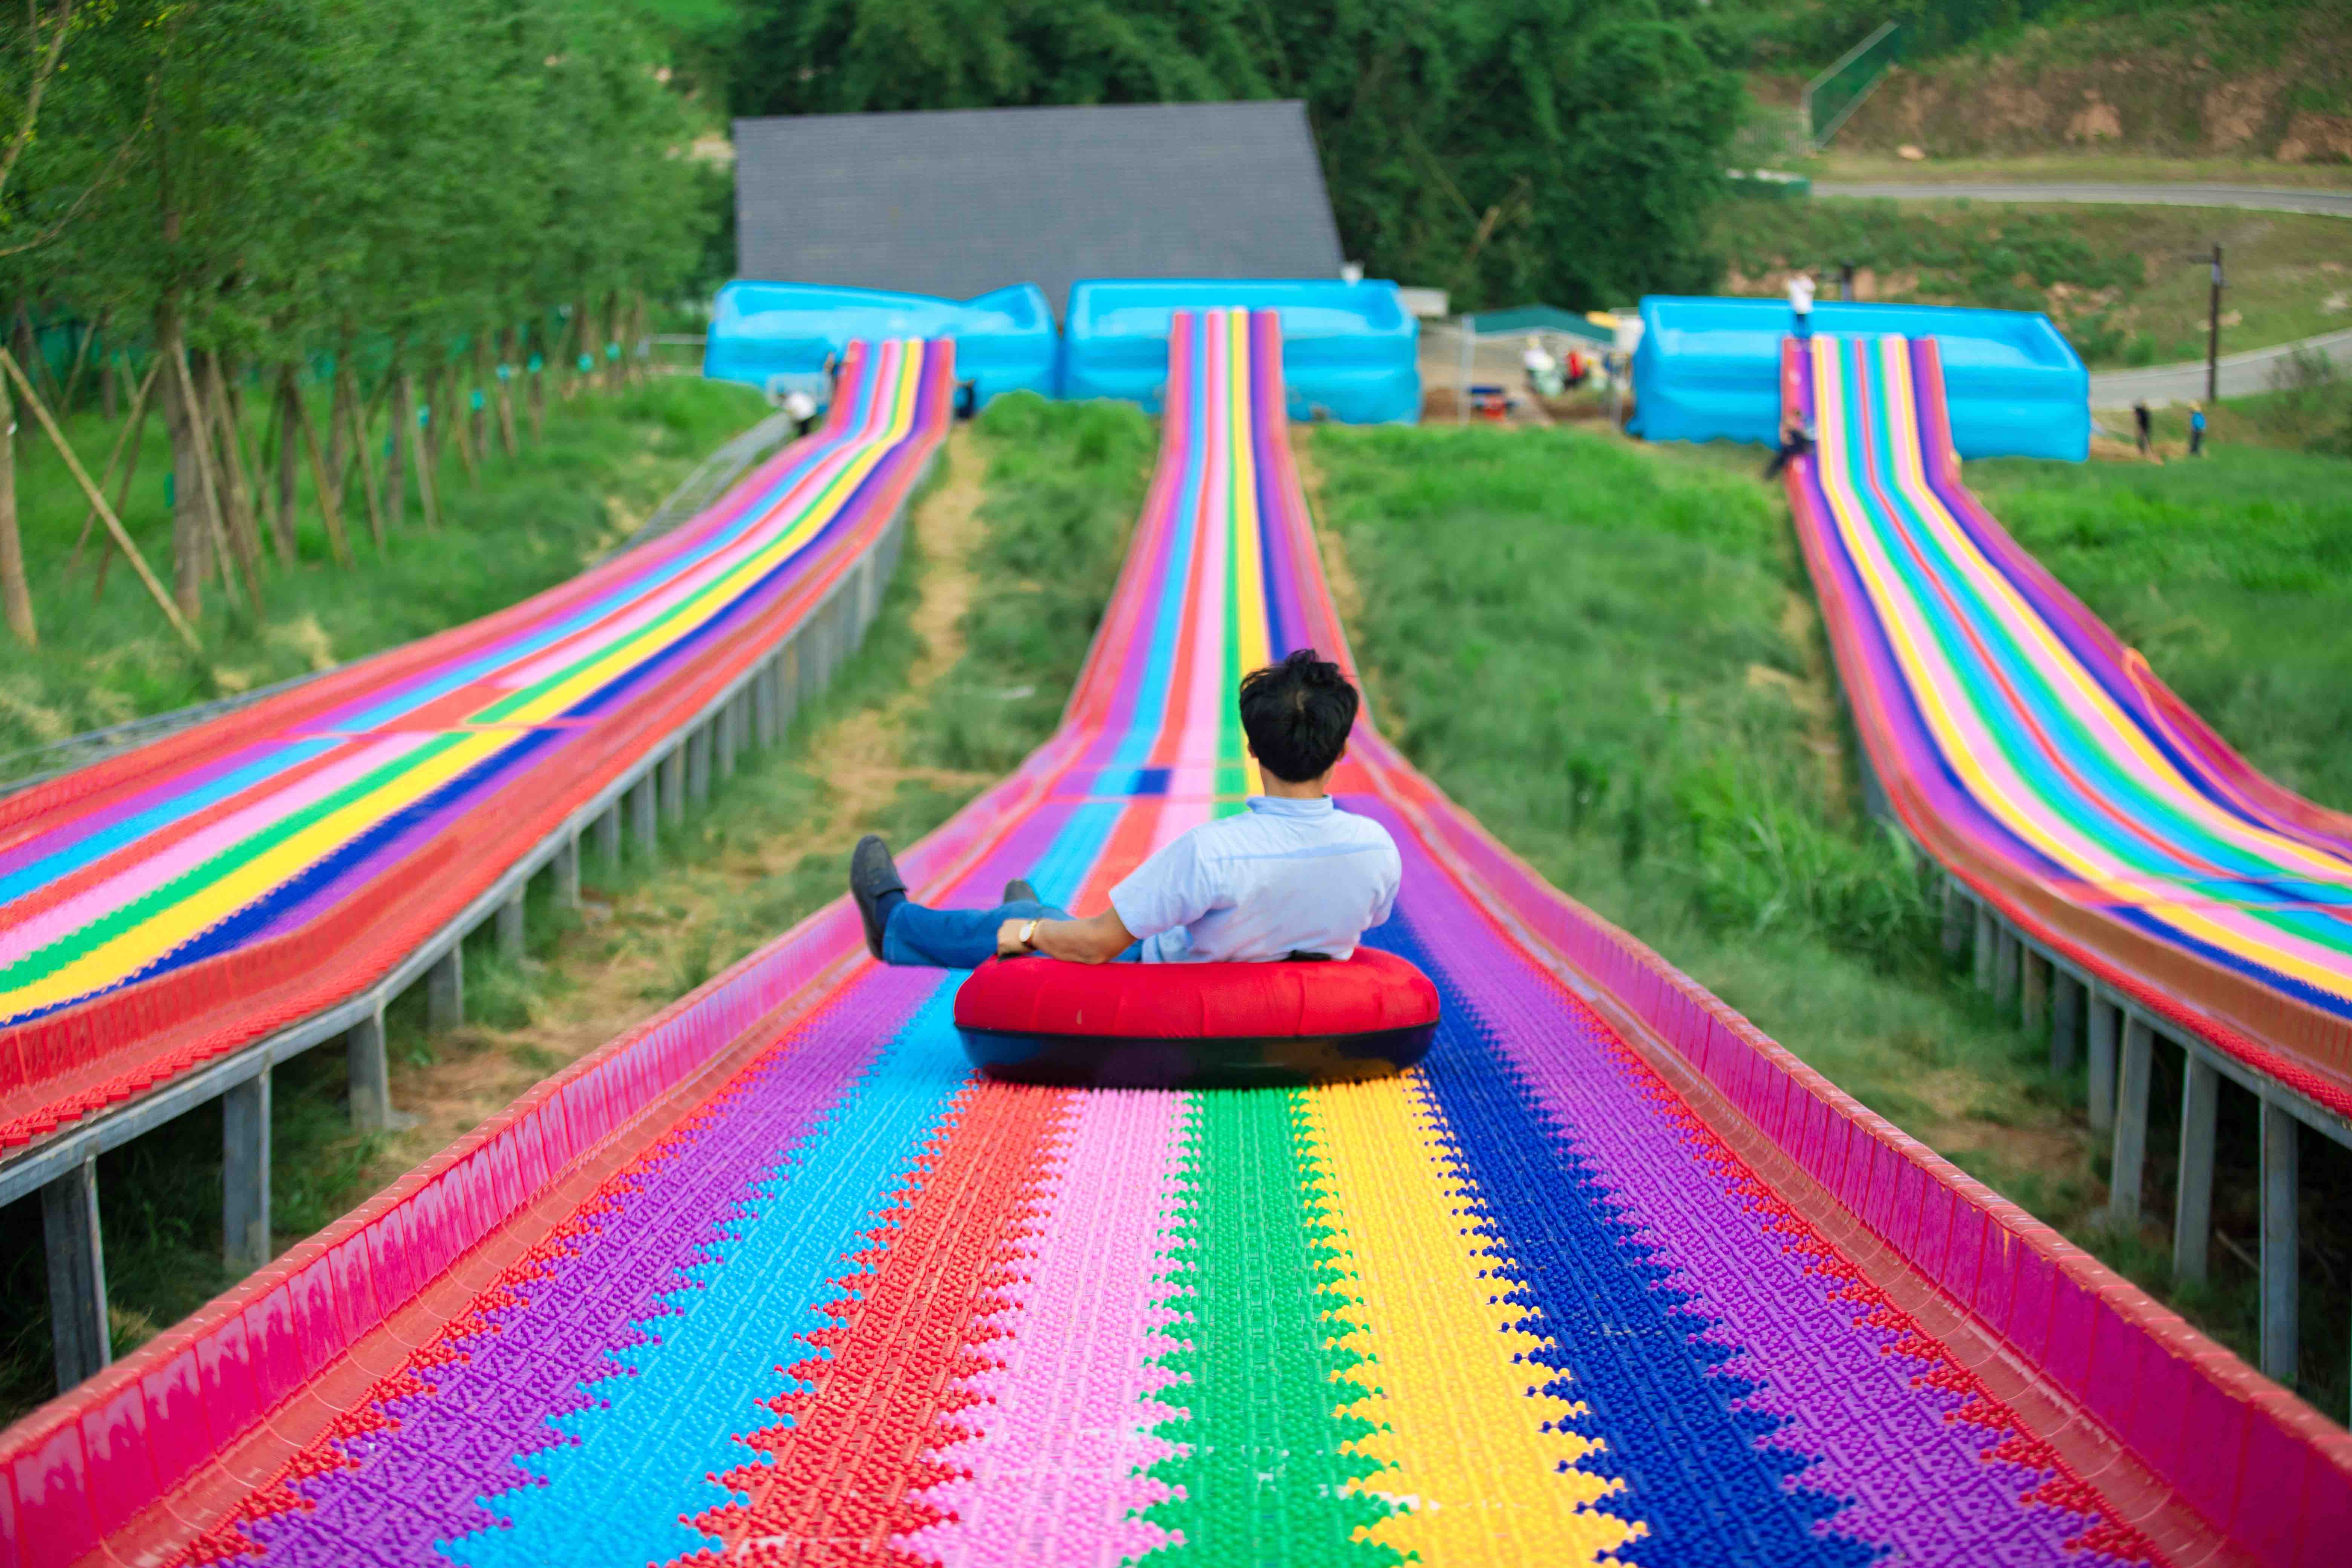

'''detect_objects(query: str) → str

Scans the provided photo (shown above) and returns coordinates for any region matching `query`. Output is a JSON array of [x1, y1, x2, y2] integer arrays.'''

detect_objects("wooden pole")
[[171, 345, 254, 616], [343, 375, 386, 550], [404, 371, 441, 531], [227, 368, 290, 563], [272, 368, 299, 550], [327, 357, 354, 497], [66, 356, 160, 576], [286, 366, 351, 567], [0, 348, 201, 651], [199, 352, 268, 598], [495, 326, 520, 456], [383, 369, 410, 534], [60, 309, 106, 413]]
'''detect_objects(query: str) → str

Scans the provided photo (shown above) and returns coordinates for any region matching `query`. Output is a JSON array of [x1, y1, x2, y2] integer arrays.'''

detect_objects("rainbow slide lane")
[[1785, 335, 2352, 1118], [0, 339, 950, 1155], [9, 312, 2349, 1568]]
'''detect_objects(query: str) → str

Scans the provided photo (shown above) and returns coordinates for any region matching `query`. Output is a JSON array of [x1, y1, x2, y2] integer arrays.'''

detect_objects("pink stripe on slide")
[[899, 1088, 1187, 1568]]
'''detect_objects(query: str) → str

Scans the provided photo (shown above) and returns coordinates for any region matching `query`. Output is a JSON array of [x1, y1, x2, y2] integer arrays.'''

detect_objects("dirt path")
[[339, 429, 993, 1196]]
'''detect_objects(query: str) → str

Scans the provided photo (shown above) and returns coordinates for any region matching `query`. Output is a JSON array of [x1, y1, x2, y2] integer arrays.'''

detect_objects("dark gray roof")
[[733, 101, 1344, 312]]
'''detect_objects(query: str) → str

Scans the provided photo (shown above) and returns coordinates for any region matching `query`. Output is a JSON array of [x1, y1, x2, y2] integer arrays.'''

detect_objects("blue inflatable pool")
[[705, 282, 1057, 407], [1628, 297, 2087, 461], [1063, 280, 1419, 424]]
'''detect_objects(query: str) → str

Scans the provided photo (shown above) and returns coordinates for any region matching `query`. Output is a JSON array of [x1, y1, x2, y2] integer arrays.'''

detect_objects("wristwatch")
[[1019, 919, 1038, 950]]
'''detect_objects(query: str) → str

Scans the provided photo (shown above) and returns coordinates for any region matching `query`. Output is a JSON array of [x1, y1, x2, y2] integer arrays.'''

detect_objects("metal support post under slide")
[[427, 945, 464, 1033], [2106, 1017, 2153, 1228], [2173, 1054, 2218, 1285], [2052, 970, 2084, 1075], [496, 892, 526, 960], [2260, 1099, 2298, 1384], [596, 803, 622, 867], [1940, 880, 1968, 960], [717, 698, 739, 782], [1994, 925, 2021, 1009], [630, 775, 657, 860], [2087, 994, 2119, 1134], [223, 1069, 271, 1272], [348, 1003, 393, 1133], [42, 1158, 108, 1390], [2021, 949, 2048, 1034], [554, 831, 581, 910], [754, 655, 779, 747], [686, 725, 710, 807], [1973, 906, 1994, 991], [661, 746, 686, 827]]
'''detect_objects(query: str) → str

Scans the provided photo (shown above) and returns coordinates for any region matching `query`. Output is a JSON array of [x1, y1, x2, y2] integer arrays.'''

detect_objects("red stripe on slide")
[[675, 1079, 1076, 1567]]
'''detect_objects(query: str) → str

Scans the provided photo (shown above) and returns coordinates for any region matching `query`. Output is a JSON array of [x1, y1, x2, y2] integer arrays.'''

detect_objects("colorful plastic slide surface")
[[0, 340, 951, 1155], [1632, 297, 2089, 461], [13, 313, 2352, 1568], [704, 282, 1056, 406], [1063, 278, 1419, 423], [1787, 334, 2352, 1115]]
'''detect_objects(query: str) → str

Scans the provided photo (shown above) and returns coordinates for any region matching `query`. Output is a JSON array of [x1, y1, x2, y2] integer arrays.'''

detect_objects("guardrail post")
[[2173, 1054, 2219, 1285], [42, 1157, 109, 1390], [1994, 926, 2020, 1009], [496, 891, 526, 959], [2106, 1018, 2153, 1228], [2052, 970, 2084, 1074], [428, 946, 464, 1032], [1972, 905, 1994, 991], [555, 830, 581, 910], [1940, 880, 1968, 959], [2021, 949, 2048, 1034], [223, 1068, 271, 1272], [630, 775, 658, 858], [687, 724, 711, 806], [661, 745, 686, 827], [348, 1002, 392, 1132], [2260, 1099, 2299, 1384], [2088, 994, 2119, 1133]]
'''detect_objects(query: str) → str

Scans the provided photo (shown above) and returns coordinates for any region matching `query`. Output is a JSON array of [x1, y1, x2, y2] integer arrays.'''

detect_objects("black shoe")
[[850, 835, 906, 960], [1003, 878, 1039, 905]]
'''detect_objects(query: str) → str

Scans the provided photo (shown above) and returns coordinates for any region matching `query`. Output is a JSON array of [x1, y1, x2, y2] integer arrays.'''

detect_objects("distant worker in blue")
[[847, 649, 1401, 969], [1787, 271, 1817, 340], [2189, 402, 2208, 457]]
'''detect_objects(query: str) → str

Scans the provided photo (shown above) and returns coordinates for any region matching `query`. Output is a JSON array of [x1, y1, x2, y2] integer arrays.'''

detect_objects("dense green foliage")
[[722, 0, 1743, 311], [1692, 0, 2332, 71]]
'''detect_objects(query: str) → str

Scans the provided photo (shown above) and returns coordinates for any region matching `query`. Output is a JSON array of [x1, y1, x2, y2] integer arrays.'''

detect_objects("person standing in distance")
[[1787, 271, 1817, 341]]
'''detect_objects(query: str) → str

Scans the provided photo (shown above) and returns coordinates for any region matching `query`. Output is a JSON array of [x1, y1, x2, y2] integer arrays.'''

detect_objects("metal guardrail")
[[1803, 22, 1903, 151], [10, 433, 926, 1396]]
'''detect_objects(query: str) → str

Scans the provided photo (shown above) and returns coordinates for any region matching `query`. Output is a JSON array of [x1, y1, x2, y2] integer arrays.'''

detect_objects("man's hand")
[[989, 908, 1138, 964], [995, 917, 1036, 958]]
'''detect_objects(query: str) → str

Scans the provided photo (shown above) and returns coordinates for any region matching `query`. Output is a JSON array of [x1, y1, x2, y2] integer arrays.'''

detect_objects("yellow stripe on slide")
[[1303, 1075, 1639, 1564]]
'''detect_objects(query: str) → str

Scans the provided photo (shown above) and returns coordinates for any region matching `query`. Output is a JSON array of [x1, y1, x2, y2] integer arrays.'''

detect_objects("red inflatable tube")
[[952, 946, 1441, 1088]]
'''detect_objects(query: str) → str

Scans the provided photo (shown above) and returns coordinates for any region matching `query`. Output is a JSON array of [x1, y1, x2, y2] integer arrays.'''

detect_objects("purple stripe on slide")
[[1360, 799, 2103, 1564], [240, 965, 937, 1568]]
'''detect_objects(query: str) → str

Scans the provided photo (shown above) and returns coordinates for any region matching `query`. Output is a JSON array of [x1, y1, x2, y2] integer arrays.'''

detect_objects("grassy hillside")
[[1310, 419, 2352, 1413]]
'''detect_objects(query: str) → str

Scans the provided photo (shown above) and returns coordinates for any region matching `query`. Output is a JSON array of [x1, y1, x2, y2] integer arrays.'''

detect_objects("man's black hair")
[[1238, 648, 1359, 783]]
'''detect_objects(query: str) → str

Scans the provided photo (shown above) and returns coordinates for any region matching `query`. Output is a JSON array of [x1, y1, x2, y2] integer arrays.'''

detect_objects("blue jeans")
[[882, 899, 1143, 969]]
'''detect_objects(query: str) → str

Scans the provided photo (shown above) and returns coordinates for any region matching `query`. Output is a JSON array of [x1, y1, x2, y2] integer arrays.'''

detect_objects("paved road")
[[1812, 180, 2352, 405], [2085, 327, 2352, 408], [1811, 181, 2352, 219]]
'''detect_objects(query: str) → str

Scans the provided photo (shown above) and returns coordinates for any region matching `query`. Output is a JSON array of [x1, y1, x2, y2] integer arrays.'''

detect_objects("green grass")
[[0, 375, 771, 776], [1715, 198, 2352, 366], [1312, 419, 2351, 1413], [1967, 439, 2352, 809], [0, 394, 1151, 1425]]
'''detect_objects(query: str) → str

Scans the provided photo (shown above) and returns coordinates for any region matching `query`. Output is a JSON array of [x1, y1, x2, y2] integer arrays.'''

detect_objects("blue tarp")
[[1063, 280, 1419, 424], [704, 282, 1057, 406], [1628, 297, 2088, 462]]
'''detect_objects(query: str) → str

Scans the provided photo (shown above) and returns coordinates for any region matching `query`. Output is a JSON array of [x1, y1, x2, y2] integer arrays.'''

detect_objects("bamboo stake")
[[495, 326, 519, 456], [60, 308, 105, 412], [225, 368, 288, 562], [0, 347, 201, 652], [171, 345, 255, 616], [89, 386, 157, 601], [286, 366, 351, 568], [345, 373, 386, 549], [444, 360, 481, 483], [67, 355, 160, 576]]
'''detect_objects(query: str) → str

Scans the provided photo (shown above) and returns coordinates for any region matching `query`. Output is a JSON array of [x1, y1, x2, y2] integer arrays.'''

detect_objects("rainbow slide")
[[1786, 335, 2352, 1117], [8, 314, 2349, 1566], [0, 340, 950, 1155]]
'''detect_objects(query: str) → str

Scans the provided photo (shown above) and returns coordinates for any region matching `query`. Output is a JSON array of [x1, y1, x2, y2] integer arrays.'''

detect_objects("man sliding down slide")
[[850, 649, 1402, 968]]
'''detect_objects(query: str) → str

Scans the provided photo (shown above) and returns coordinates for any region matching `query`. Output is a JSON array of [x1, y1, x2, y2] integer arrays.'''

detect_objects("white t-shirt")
[[1109, 796, 1402, 963], [1787, 274, 1816, 316], [1522, 345, 1556, 374]]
